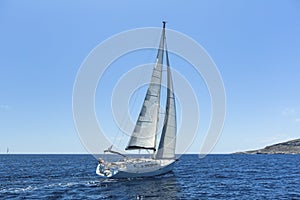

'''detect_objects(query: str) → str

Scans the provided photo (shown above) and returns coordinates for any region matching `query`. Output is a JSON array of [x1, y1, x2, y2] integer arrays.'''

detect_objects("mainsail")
[[126, 22, 166, 151], [156, 43, 177, 159]]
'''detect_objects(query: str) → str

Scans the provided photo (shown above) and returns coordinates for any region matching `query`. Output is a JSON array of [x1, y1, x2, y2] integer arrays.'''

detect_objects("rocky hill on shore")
[[235, 138, 300, 154]]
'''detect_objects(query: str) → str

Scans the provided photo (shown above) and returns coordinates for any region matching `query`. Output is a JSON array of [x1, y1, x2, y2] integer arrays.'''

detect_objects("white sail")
[[126, 24, 166, 151], [156, 44, 177, 159]]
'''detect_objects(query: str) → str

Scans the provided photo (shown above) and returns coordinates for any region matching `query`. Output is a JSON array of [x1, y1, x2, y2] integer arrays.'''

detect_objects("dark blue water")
[[0, 154, 299, 199]]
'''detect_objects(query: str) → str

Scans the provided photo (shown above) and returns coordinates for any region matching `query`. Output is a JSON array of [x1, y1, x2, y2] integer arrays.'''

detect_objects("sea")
[[0, 154, 299, 199]]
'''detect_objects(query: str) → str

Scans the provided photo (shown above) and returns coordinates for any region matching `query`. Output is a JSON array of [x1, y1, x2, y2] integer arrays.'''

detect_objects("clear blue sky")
[[1, 0, 300, 153]]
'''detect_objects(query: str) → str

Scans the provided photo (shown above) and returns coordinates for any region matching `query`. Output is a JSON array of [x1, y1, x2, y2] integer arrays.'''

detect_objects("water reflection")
[[98, 172, 180, 199]]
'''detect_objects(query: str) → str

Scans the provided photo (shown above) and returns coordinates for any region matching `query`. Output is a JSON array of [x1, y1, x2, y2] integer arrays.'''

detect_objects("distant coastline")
[[3, 139, 300, 155], [235, 138, 300, 154]]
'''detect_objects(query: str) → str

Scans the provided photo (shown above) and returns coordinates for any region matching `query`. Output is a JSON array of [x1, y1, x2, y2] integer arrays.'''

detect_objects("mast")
[[156, 39, 177, 159], [125, 22, 166, 151]]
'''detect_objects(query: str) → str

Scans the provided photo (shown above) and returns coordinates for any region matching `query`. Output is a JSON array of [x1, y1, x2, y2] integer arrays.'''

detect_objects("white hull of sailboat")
[[96, 158, 175, 178]]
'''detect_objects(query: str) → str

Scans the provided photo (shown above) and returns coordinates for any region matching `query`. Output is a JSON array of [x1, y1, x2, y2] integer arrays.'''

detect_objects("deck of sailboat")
[[99, 157, 176, 168]]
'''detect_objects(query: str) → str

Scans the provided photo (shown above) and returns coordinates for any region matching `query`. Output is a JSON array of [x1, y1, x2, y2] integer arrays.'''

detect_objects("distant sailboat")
[[6, 147, 9, 154], [96, 21, 177, 178]]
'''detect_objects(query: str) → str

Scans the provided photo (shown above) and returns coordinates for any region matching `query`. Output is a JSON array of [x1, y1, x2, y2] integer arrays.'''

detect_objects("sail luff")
[[156, 41, 177, 159], [126, 23, 166, 151]]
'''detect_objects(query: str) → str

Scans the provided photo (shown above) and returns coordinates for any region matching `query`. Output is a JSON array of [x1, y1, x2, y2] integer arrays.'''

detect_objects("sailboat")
[[96, 21, 177, 178]]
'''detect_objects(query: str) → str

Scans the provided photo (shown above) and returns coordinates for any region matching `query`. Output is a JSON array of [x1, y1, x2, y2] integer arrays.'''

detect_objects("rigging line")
[[121, 67, 152, 148], [113, 63, 149, 149]]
